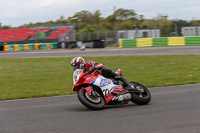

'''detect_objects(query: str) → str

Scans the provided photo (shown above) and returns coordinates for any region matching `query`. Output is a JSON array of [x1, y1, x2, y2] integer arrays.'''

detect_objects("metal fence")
[[74, 29, 161, 45], [75, 30, 116, 45]]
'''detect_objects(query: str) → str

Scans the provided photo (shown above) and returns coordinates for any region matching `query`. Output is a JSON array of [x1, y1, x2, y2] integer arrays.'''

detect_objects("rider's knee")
[[102, 67, 115, 78]]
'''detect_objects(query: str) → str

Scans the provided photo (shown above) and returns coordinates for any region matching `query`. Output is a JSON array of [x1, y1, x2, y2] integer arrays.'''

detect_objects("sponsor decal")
[[100, 78, 112, 87], [103, 89, 111, 98], [112, 96, 119, 101], [109, 88, 114, 94], [90, 80, 95, 85], [74, 76, 78, 83], [103, 88, 115, 98]]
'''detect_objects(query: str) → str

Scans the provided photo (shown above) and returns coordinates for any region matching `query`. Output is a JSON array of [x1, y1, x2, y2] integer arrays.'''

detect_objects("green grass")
[[0, 55, 200, 101]]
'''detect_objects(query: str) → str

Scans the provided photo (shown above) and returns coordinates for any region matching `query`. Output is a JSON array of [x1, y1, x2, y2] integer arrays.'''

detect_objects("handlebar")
[[84, 70, 92, 74], [84, 67, 98, 74], [85, 70, 96, 74]]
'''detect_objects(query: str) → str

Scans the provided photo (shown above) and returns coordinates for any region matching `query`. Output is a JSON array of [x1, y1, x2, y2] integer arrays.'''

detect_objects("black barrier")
[[81, 41, 94, 48], [57, 40, 104, 49], [66, 42, 77, 49], [0, 45, 3, 51], [93, 40, 105, 48], [82, 40, 105, 48], [57, 41, 77, 49]]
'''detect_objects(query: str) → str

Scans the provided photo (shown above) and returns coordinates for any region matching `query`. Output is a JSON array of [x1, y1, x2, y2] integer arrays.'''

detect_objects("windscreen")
[[73, 69, 83, 84]]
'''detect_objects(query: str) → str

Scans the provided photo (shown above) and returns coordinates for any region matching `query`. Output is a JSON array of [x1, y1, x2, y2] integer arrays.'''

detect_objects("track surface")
[[0, 84, 200, 133], [1, 46, 200, 133], [1, 46, 200, 58]]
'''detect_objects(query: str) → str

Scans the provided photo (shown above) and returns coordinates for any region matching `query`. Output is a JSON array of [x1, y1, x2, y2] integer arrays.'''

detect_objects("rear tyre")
[[130, 82, 151, 105], [78, 89, 105, 110]]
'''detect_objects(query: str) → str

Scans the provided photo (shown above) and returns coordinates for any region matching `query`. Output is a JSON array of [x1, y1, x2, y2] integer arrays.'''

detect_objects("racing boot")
[[113, 69, 123, 85], [102, 67, 132, 87], [115, 74, 130, 87], [115, 69, 123, 77], [114, 71, 135, 89]]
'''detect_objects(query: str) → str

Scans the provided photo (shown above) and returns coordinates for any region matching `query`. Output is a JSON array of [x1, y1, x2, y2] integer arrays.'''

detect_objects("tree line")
[[0, 8, 200, 37]]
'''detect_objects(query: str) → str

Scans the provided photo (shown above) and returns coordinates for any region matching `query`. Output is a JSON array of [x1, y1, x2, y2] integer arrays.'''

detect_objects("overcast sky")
[[0, 0, 200, 27]]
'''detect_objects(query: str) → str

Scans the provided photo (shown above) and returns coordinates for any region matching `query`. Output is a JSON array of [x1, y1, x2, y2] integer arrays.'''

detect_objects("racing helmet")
[[71, 57, 85, 71]]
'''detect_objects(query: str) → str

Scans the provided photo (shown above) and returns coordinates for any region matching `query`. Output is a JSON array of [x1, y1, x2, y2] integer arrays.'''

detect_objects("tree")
[[115, 8, 137, 21], [151, 14, 173, 37], [1, 25, 11, 29], [140, 19, 154, 28], [67, 10, 104, 31], [0, 22, 12, 30], [91, 10, 102, 24], [107, 8, 137, 23], [67, 10, 92, 24]]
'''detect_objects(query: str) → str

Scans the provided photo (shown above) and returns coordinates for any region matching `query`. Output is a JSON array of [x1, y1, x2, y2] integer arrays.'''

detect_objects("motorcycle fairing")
[[81, 86, 92, 95], [90, 75, 125, 103], [72, 69, 126, 104]]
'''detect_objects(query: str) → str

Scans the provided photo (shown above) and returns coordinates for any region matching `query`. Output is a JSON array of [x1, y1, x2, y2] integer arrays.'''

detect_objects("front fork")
[[81, 85, 97, 97]]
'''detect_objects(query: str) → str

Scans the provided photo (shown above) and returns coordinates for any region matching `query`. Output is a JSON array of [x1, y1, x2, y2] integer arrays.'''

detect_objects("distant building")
[[117, 28, 160, 41], [181, 26, 200, 36]]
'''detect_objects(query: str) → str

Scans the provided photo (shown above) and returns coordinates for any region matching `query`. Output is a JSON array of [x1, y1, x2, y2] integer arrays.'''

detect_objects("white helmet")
[[71, 57, 85, 71]]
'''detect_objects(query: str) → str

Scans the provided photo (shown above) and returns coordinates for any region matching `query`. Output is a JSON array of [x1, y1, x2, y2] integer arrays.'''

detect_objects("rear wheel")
[[130, 82, 151, 105], [78, 89, 105, 110]]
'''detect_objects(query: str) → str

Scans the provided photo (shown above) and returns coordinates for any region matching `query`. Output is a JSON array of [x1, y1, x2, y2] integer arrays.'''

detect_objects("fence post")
[[134, 25, 138, 39], [79, 31, 83, 41], [88, 30, 91, 40], [104, 29, 108, 45], [96, 29, 100, 40]]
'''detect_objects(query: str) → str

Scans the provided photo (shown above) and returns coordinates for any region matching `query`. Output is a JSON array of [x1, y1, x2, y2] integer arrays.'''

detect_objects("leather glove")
[[89, 66, 98, 71]]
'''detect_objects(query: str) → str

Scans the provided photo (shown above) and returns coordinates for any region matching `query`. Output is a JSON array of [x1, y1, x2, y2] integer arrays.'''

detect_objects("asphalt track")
[[1, 46, 200, 133], [1, 45, 200, 58], [0, 84, 200, 133]]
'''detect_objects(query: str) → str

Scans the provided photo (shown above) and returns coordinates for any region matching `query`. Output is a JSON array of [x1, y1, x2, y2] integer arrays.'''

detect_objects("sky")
[[0, 0, 200, 27]]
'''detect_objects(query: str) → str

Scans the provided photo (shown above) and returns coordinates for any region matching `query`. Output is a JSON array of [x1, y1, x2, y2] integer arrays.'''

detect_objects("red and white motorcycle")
[[72, 69, 151, 110]]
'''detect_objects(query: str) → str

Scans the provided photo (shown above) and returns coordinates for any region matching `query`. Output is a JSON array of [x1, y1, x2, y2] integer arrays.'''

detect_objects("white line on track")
[[0, 94, 76, 103]]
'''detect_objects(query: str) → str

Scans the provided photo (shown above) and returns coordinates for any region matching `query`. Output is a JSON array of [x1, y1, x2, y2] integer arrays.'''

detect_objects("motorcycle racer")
[[70, 57, 130, 87]]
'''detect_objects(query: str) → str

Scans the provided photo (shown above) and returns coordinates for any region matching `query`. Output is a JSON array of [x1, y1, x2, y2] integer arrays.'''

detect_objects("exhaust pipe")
[[118, 93, 132, 102]]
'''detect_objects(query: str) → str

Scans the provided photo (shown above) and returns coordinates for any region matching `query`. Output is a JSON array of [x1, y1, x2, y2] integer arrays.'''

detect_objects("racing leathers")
[[84, 60, 130, 87]]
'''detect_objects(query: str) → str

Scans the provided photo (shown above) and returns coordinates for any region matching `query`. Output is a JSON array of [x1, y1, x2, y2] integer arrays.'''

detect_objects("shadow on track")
[[66, 102, 152, 112]]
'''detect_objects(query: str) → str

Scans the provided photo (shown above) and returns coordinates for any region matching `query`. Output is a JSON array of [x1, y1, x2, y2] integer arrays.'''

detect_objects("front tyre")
[[130, 82, 151, 105], [78, 89, 105, 110]]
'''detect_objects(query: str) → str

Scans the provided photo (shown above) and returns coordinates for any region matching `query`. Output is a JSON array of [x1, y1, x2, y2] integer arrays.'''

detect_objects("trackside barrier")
[[47, 43, 51, 50], [23, 44, 29, 50], [168, 37, 185, 46], [19, 44, 24, 51], [119, 39, 123, 48], [137, 38, 153, 47], [14, 44, 19, 51], [2, 42, 58, 51], [4, 45, 9, 51], [9, 45, 14, 51], [40, 43, 47, 50], [153, 38, 168, 47], [29, 43, 34, 50], [34, 43, 41, 50], [120, 36, 200, 47], [185, 36, 200, 46], [51, 42, 58, 49], [121, 39, 136, 47]]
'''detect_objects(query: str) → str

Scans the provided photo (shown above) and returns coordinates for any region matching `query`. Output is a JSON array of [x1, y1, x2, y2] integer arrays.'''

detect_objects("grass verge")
[[0, 55, 200, 101]]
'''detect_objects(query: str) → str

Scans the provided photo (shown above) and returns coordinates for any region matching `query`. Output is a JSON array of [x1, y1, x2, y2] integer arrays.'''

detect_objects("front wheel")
[[130, 82, 151, 105], [78, 89, 105, 110]]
